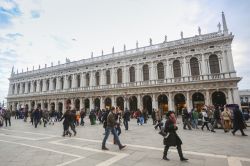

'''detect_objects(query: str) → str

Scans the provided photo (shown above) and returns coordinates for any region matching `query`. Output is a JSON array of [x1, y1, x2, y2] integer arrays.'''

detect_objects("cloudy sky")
[[0, 0, 250, 105]]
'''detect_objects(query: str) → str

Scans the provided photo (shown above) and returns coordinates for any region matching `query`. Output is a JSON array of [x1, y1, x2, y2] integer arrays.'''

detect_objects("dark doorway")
[[143, 95, 152, 115]]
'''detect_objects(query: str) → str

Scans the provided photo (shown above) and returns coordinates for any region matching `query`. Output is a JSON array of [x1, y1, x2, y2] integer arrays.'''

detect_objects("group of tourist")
[[1, 103, 248, 162]]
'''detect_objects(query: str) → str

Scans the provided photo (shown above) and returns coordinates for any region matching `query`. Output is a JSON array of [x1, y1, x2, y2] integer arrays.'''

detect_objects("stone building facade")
[[6, 12, 241, 114]]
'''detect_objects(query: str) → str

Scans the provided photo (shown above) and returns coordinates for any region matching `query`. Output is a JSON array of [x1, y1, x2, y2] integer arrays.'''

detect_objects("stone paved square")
[[0, 118, 249, 166]]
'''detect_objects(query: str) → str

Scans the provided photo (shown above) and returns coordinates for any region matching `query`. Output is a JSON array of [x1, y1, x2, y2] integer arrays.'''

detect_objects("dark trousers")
[[5, 118, 11, 127], [102, 127, 122, 148], [201, 122, 210, 130], [163, 145, 184, 159], [232, 128, 245, 135], [70, 123, 76, 134], [155, 121, 162, 130], [183, 119, 192, 129], [123, 120, 128, 130], [34, 118, 39, 128], [80, 117, 85, 126]]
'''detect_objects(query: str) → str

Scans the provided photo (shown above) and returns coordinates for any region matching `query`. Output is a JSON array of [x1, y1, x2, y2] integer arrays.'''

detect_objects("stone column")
[[82, 73, 86, 87], [100, 97, 105, 109], [186, 91, 191, 111], [149, 62, 155, 81], [201, 54, 208, 80], [71, 99, 75, 109], [182, 57, 187, 77], [56, 77, 60, 90], [227, 88, 233, 104], [112, 96, 116, 107], [36, 80, 40, 92], [89, 97, 93, 111], [55, 100, 58, 111], [30, 81, 34, 93], [232, 88, 241, 107], [25, 82, 28, 93], [137, 94, 142, 110], [136, 64, 141, 82], [79, 98, 83, 110], [49, 78, 53, 91], [100, 70, 104, 86], [205, 90, 210, 106], [152, 94, 158, 110], [226, 47, 235, 72], [72, 74, 77, 88], [168, 92, 174, 111], [89, 72, 93, 87], [64, 76, 68, 90], [42, 79, 46, 92], [221, 51, 228, 73], [122, 66, 127, 83], [41, 100, 45, 110], [165, 60, 169, 80]]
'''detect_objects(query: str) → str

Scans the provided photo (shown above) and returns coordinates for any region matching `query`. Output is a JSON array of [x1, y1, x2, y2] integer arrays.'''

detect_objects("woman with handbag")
[[162, 110, 188, 161]]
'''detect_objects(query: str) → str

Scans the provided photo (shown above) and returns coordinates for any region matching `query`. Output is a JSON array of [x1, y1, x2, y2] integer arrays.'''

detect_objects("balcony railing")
[[7, 72, 238, 98]]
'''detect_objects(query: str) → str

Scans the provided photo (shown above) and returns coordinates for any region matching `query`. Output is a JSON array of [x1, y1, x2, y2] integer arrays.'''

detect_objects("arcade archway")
[[129, 96, 137, 112], [94, 98, 100, 110], [212, 91, 226, 107], [158, 94, 168, 113], [192, 92, 205, 111], [105, 97, 112, 109], [174, 93, 186, 115], [143, 95, 152, 115], [116, 97, 124, 110]]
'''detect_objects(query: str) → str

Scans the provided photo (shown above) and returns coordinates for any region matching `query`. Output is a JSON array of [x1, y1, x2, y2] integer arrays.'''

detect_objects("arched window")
[[117, 68, 122, 83], [34, 81, 37, 92], [129, 67, 135, 82], [157, 62, 164, 79], [68, 75, 72, 89], [143, 64, 149, 81], [12, 84, 15, 94], [95, 72, 100, 86], [106, 70, 111, 85], [28, 82, 31, 93], [60, 77, 64, 89], [40, 80, 43, 92], [53, 78, 56, 90], [77, 75, 80, 88], [209, 54, 220, 74], [46, 79, 49, 91], [173, 60, 181, 78], [86, 73, 90, 86], [17, 84, 20, 94], [190, 57, 200, 76]]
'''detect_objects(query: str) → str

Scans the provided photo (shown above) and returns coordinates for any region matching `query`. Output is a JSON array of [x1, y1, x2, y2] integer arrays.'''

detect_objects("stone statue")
[[27, 67, 28, 71], [51, 62, 53, 67], [102, 50, 104, 56], [112, 46, 114, 54], [181, 31, 183, 39], [33, 66, 34, 70], [124, 44, 126, 51], [217, 22, 221, 32], [91, 52, 93, 58], [58, 60, 60, 65], [164, 35, 167, 42], [136, 41, 139, 48], [39, 65, 40, 69], [198, 27, 201, 35], [149, 38, 152, 45]]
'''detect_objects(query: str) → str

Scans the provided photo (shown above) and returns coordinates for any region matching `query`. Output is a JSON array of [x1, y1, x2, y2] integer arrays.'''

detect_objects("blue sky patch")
[[0, 5, 21, 28], [31, 10, 40, 18]]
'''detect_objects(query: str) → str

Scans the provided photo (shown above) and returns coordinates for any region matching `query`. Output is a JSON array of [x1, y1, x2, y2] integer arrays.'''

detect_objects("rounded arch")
[[76, 74, 81, 88], [173, 60, 181, 78], [94, 98, 100, 110], [50, 102, 55, 111], [116, 97, 124, 110], [46, 79, 49, 91], [129, 66, 135, 82], [212, 91, 226, 107], [105, 97, 112, 109], [44, 102, 48, 109], [58, 102, 63, 112], [117, 68, 122, 83], [158, 94, 168, 113], [60, 77, 64, 89], [68, 75, 72, 89], [95, 72, 100, 86], [84, 99, 90, 111], [190, 57, 200, 76], [129, 96, 137, 112], [74, 99, 80, 111], [174, 93, 186, 114], [53, 78, 56, 90], [192, 92, 205, 111], [143, 64, 149, 81], [86, 73, 90, 86], [209, 54, 220, 74], [106, 70, 111, 85], [143, 95, 152, 115], [157, 62, 165, 79], [31, 101, 35, 109], [65, 99, 71, 109]]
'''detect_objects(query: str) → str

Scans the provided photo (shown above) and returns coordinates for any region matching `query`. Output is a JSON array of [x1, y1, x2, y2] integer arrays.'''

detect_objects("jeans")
[[192, 119, 199, 129], [102, 127, 122, 148], [5, 118, 11, 127]]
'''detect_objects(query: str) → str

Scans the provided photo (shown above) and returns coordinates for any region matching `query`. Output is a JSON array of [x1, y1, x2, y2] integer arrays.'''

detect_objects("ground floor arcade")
[[7, 87, 241, 115]]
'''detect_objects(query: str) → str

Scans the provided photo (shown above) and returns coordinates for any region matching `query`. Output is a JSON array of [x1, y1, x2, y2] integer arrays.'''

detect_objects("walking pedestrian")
[[232, 106, 247, 136], [221, 106, 232, 132], [4, 109, 11, 127], [102, 107, 126, 150], [201, 108, 210, 131], [123, 108, 130, 130], [162, 110, 188, 161]]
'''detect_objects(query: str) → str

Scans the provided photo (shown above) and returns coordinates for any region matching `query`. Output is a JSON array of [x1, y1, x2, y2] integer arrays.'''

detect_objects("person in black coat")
[[33, 108, 40, 128], [163, 111, 188, 161], [232, 107, 247, 136], [60, 109, 72, 137]]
